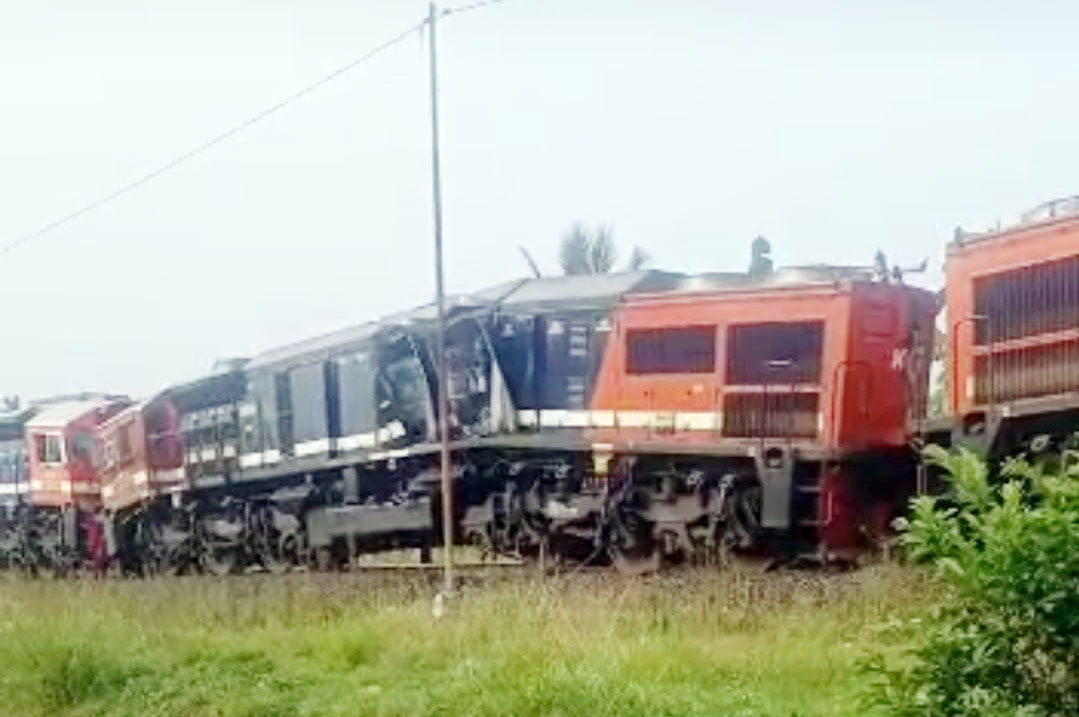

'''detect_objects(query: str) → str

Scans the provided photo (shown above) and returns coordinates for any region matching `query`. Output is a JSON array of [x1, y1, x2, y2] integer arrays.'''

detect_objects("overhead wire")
[[441, 0, 516, 18], [0, 0, 520, 258], [0, 19, 425, 257]]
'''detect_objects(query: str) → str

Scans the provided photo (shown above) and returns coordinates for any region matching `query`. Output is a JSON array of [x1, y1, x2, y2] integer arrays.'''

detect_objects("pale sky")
[[2, 0, 1078, 401]]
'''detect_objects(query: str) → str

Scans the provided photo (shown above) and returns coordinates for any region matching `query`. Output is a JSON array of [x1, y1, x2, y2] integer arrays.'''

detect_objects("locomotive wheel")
[[7, 547, 32, 578], [720, 480, 768, 571], [314, 546, 335, 572], [203, 545, 241, 577], [260, 537, 291, 575], [47, 550, 72, 580], [262, 551, 288, 575], [607, 486, 662, 575], [147, 552, 175, 577], [608, 519, 661, 574], [466, 528, 494, 561], [142, 561, 161, 579], [610, 541, 661, 575], [142, 549, 185, 577], [60, 550, 84, 580], [254, 505, 294, 574], [106, 559, 126, 579]]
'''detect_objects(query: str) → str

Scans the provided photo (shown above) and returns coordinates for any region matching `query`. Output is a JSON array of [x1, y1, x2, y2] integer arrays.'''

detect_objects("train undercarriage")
[[0, 505, 93, 577], [0, 442, 913, 578], [458, 457, 766, 573]]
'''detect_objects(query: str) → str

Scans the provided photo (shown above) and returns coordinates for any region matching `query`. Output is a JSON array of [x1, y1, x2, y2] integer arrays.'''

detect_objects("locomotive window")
[[289, 363, 328, 442], [726, 321, 824, 384], [626, 326, 716, 375], [116, 425, 133, 462], [34, 433, 64, 464], [338, 353, 377, 436], [0, 441, 23, 483], [70, 431, 96, 463], [386, 358, 427, 405]]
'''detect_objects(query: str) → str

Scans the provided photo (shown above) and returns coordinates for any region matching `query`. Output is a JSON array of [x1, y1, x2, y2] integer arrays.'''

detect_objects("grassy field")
[[0, 565, 928, 717]]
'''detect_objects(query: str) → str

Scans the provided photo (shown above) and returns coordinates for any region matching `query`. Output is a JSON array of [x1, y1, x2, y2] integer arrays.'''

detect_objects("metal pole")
[[428, 1, 454, 595]]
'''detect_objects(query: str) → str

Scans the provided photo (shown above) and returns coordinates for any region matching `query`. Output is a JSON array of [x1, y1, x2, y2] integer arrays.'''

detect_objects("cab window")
[[34, 433, 64, 464]]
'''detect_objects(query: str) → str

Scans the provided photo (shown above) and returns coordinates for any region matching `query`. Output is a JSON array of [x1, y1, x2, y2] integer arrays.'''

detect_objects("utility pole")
[[427, 1, 454, 595]]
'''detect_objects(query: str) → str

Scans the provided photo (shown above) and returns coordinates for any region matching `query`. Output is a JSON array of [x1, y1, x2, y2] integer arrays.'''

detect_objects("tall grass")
[[0, 566, 928, 716]]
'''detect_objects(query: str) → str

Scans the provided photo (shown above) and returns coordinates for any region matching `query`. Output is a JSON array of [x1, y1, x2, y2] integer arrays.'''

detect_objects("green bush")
[[870, 446, 1079, 716]]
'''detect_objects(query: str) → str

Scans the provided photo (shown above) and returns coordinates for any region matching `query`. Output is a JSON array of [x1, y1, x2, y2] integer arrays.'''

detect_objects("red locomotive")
[[97, 400, 184, 513], [3, 396, 129, 574], [582, 276, 935, 561], [447, 265, 935, 570], [24, 397, 128, 509]]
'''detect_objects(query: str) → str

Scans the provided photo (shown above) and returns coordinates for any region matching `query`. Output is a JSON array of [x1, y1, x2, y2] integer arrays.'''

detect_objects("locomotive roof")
[[154, 369, 248, 413], [247, 321, 381, 370], [97, 402, 143, 428], [246, 272, 687, 370], [242, 266, 896, 371], [630, 276, 935, 307], [949, 195, 1079, 254], [473, 271, 687, 310], [0, 406, 34, 440], [636, 266, 886, 297], [247, 299, 488, 371], [25, 398, 118, 429], [0, 406, 33, 423], [769, 265, 875, 283]]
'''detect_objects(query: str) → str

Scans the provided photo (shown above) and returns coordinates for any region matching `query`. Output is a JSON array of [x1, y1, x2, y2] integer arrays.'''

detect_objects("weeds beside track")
[[0, 565, 931, 716]]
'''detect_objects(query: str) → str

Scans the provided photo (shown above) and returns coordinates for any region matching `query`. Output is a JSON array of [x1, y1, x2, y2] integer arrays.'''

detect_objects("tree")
[[559, 223, 594, 275], [558, 224, 652, 275], [559, 223, 617, 275], [588, 226, 616, 273]]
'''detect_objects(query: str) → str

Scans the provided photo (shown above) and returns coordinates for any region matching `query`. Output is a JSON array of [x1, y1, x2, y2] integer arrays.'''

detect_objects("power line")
[[0, 19, 425, 257], [1, 0, 519, 258], [442, 0, 516, 18]]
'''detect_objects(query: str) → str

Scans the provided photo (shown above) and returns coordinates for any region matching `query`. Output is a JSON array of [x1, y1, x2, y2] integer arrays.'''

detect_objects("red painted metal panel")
[[97, 399, 184, 512], [947, 214, 1079, 415], [588, 281, 934, 453]]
